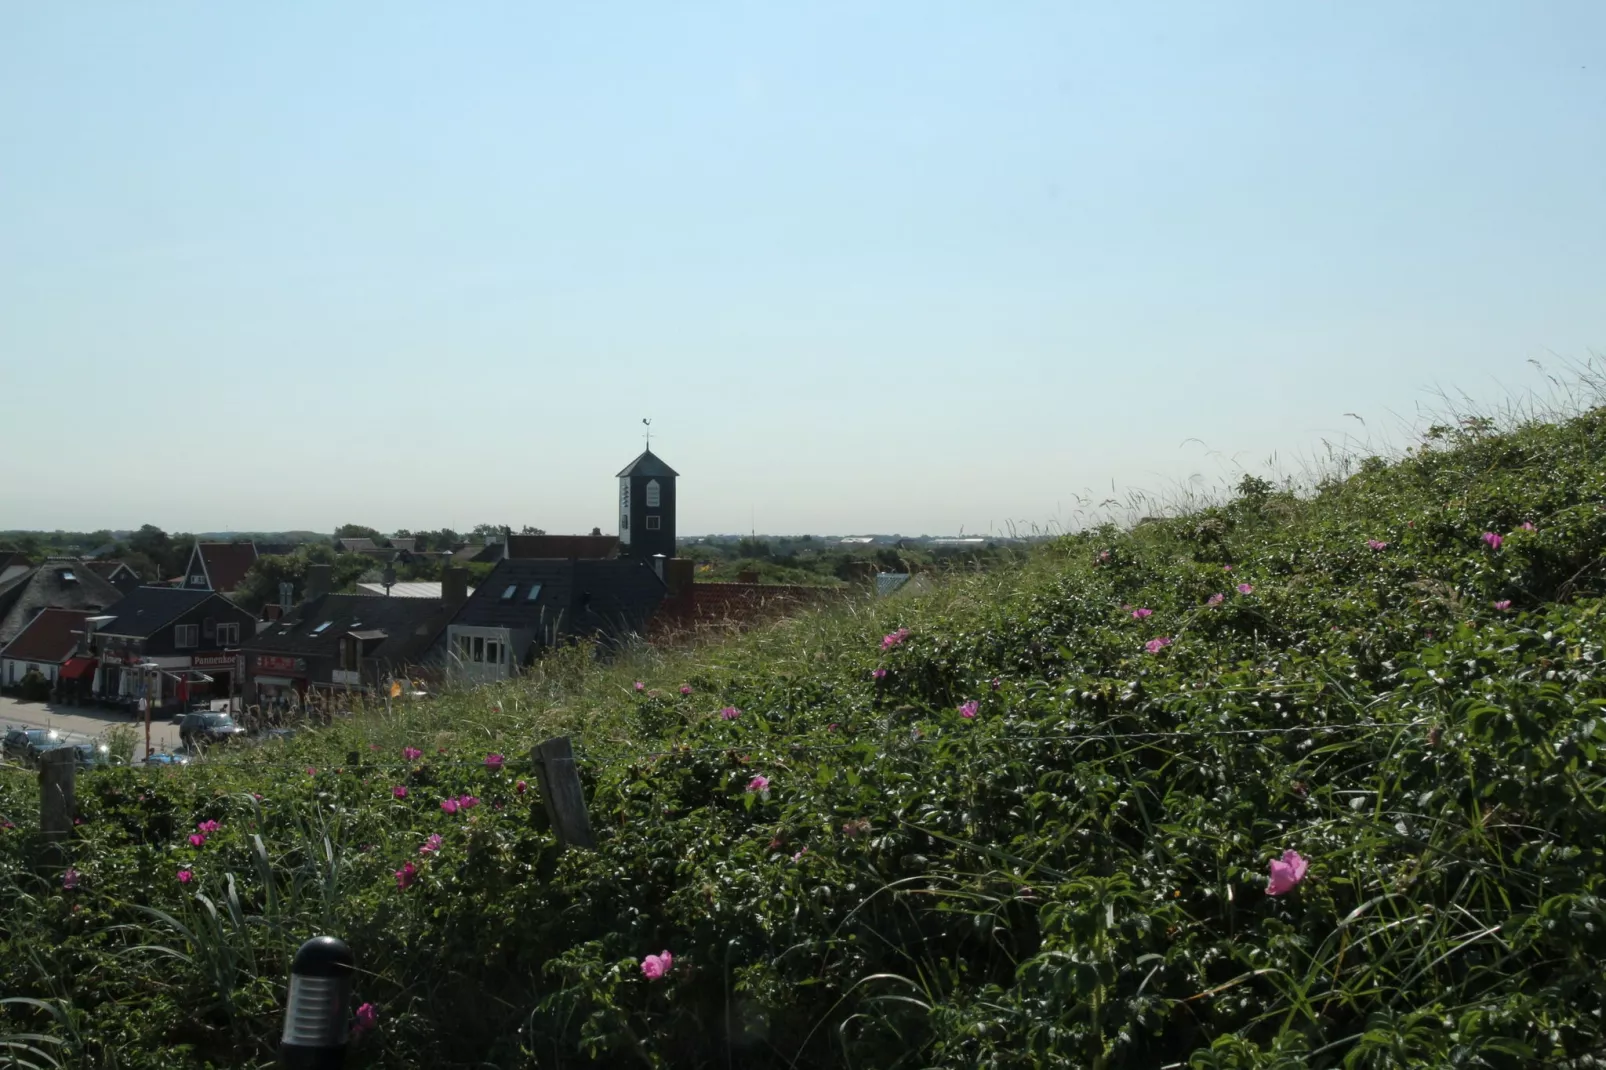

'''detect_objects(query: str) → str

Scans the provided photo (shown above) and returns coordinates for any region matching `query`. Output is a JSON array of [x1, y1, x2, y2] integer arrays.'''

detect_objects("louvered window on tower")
[[646, 480, 660, 507]]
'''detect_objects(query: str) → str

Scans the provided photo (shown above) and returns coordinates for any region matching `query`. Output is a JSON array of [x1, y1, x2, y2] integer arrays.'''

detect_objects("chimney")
[[665, 557, 694, 597], [262, 604, 284, 621], [305, 563, 333, 602], [442, 567, 469, 607]]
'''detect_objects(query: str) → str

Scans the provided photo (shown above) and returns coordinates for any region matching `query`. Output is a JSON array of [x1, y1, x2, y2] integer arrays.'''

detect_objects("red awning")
[[60, 657, 98, 681]]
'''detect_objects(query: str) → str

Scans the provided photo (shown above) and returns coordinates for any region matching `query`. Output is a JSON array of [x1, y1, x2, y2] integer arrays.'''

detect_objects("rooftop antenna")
[[642, 417, 651, 450]]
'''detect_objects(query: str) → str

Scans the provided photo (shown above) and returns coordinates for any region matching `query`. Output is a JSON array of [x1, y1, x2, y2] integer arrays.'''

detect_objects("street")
[[0, 694, 184, 762]]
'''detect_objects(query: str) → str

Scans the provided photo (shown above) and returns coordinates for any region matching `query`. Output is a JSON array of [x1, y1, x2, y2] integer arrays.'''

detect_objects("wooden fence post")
[[38, 748, 76, 869], [530, 736, 594, 849]]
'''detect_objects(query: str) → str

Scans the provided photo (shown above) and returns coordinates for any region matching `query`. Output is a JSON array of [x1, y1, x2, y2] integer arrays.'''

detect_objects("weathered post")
[[531, 736, 595, 849], [38, 747, 76, 869]]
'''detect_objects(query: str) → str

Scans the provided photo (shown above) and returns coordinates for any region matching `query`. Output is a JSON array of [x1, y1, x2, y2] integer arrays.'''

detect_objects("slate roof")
[[94, 586, 224, 639], [246, 593, 454, 665], [192, 542, 259, 593], [338, 538, 378, 553], [0, 560, 125, 646], [453, 543, 504, 565], [85, 560, 142, 592], [616, 449, 679, 479], [355, 582, 478, 599], [506, 534, 620, 560], [0, 608, 92, 664], [452, 558, 666, 643]]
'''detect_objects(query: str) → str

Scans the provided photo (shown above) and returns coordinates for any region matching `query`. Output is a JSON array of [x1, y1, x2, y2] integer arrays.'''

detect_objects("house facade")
[[445, 557, 667, 686], [241, 569, 468, 704], [0, 608, 94, 694], [88, 587, 258, 708]]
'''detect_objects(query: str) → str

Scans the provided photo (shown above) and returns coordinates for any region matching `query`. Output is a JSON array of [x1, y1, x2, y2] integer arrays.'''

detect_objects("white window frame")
[[175, 624, 199, 648], [645, 515, 662, 530], [645, 479, 660, 507], [216, 622, 239, 646]]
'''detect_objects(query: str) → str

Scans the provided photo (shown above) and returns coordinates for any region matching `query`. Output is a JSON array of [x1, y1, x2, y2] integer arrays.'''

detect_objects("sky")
[[1, 2, 1602, 538]]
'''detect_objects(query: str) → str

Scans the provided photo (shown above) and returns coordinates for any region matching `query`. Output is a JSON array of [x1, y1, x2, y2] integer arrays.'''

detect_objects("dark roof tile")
[[0, 559, 125, 646], [246, 593, 452, 665], [0, 607, 92, 664]]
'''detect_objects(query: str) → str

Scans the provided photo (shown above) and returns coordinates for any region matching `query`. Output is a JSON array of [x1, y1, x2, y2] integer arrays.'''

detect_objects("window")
[[485, 640, 501, 665], [645, 479, 660, 507], [645, 515, 662, 530], [175, 624, 199, 648], [311, 621, 333, 635], [525, 583, 543, 602], [456, 634, 471, 659], [472, 636, 484, 662], [216, 622, 239, 646], [500, 584, 517, 601], [339, 637, 358, 671]]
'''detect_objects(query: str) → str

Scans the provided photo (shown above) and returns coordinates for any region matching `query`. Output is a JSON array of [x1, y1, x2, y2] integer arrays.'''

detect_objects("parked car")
[[179, 711, 247, 750], [45, 742, 115, 769], [2, 726, 62, 765], [143, 750, 191, 767]]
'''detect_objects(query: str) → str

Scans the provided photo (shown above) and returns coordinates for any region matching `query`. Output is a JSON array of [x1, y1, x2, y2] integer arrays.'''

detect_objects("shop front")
[[189, 651, 241, 707], [251, 654, 310, 707]]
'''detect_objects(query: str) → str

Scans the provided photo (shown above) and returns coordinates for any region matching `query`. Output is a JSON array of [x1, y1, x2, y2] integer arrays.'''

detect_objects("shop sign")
[[255, 655, 306, 674], [192, 652, 237, 670]]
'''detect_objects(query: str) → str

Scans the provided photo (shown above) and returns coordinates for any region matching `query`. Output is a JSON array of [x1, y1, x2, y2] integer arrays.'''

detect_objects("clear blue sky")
[[2, 2, 1602, 537]]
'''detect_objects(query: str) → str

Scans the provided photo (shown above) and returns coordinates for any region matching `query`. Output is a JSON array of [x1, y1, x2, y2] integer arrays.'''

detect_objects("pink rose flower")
[[1266, 849, 1309, 895], [640, 950, 673, 980]]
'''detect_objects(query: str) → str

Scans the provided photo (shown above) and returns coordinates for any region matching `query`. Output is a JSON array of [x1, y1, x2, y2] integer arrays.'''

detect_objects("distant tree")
[[333, 524, 386, 547], [519, 525, 547, 535], [128, 524, 171, 562], [736, 537, 773, 560], [471, 523, 507, 541], [233, 544, 373, 612]]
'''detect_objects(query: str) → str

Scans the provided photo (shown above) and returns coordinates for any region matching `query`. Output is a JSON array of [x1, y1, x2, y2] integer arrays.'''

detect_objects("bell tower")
[[617, 447, 677, 561]]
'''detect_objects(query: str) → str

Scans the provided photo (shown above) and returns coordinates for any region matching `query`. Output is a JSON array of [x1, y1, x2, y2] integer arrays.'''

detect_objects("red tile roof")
[[197, 542, 259, 593], [0, 608, 91, 664]]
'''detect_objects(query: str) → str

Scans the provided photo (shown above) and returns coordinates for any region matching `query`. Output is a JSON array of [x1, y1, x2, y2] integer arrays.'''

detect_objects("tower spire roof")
[[617, 449, 679, 479]]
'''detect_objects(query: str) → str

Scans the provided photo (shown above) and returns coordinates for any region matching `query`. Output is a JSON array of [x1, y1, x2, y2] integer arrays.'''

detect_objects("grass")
[[5, 395, 1606, 1067]]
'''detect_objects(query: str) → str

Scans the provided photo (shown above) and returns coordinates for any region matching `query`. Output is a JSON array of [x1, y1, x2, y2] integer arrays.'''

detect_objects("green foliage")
[[17, 669, 49, 703], [7, 408, 1606, 1066], [232, 545, 373, 612]]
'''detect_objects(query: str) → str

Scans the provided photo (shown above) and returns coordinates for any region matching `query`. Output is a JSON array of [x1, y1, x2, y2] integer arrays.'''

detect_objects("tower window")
[[646, 516, 662, 530], [645, 479, 661, 507]]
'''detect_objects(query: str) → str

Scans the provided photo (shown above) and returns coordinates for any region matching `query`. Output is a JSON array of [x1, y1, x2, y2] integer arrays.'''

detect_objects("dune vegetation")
[[5, 404, 1606, 1068]]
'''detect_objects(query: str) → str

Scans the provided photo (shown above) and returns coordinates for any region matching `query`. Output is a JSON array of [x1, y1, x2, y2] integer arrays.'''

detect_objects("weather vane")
[[642, 417, 651, 449]]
